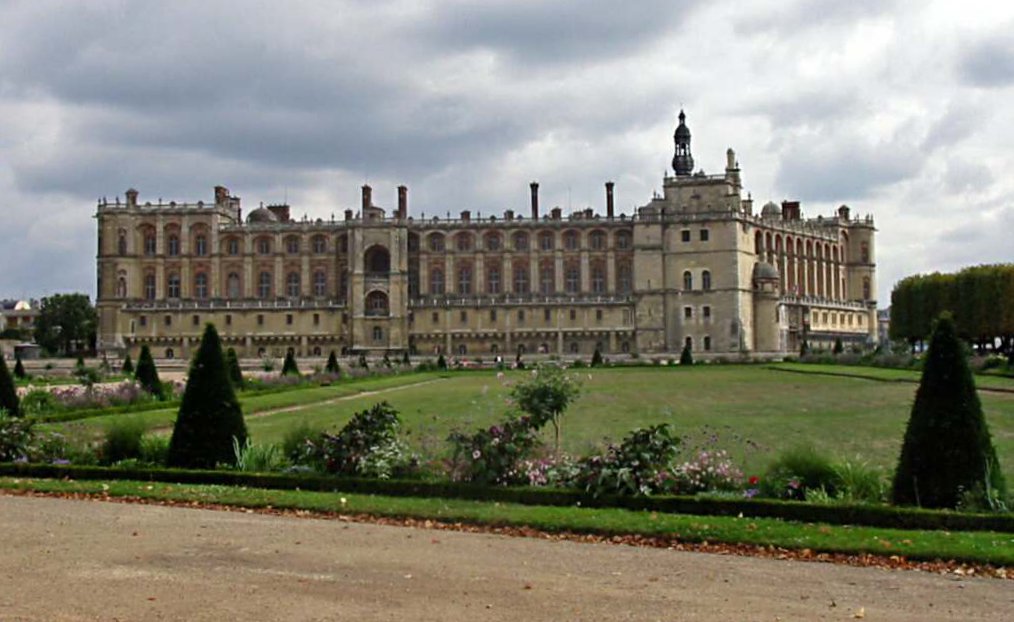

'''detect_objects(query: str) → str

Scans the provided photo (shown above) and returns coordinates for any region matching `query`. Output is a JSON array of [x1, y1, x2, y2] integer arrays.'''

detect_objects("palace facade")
[[95, 112, 877, 360]]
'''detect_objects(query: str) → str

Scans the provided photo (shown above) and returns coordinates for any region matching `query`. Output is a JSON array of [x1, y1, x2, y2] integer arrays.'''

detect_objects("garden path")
[[1, 494, 1008, 621]]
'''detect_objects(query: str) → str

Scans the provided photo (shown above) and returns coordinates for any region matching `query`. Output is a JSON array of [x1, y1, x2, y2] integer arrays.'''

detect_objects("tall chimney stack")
[[361, 185, 372, 211], [605, 181, 615, 219], [530, 181, 540, 220], [397, 185, 408, 219]]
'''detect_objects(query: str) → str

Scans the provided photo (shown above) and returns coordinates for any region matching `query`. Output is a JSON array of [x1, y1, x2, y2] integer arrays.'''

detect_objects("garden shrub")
[[437, 354, 447, 370], [833, 338, 844, 355], [226, 347, 244, 388], [281, 351, 300, 376], [13, 356, 26, 379], [679, 343, 693, 366], [19, 389, 58, 417], [671, 449, 744, 494], [0, 409, 33, 460], [591, 348, 603, 367], [134, 345, 164, 400], [300, 402, 414, 479], [358, 353, 369, 369], [325, 351, 341, 375], [232, 437, 287, 472], [892, 314, 1007, 509], [833, 458, 885, 503], [138, 434, 170, 466], [509, 364, 582, 454], [167, 324, 248, 469], [121, 354, 134, 375], [0, 355, 20, 417], [101, 417, 147, 465], [573, 424, 681, 497], [401, 351, 410, 366], [448, 414, 543, 486], [761, 444, 838, 500], [282, 420, 320, 463]]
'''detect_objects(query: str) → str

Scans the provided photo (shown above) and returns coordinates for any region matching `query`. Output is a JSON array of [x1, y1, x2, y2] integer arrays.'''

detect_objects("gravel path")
[[0, 495, 1009, 621]]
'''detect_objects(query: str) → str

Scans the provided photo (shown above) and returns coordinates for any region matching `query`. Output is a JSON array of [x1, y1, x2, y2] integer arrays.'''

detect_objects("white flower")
[[472, 449, 482, 460]]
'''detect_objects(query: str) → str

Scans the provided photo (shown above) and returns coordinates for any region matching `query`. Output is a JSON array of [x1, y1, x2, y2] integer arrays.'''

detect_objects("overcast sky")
[[1, 0, 1012, 304]]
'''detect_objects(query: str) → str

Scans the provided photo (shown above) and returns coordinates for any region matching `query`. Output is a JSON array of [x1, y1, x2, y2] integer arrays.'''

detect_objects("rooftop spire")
[[672, 109, 694, 176]]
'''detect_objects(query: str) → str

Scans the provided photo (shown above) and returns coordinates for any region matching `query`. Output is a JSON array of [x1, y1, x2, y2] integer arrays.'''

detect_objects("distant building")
[[95, 111, 878, 360], [878, 307, 891, 345], [0, 299, 39, 334]]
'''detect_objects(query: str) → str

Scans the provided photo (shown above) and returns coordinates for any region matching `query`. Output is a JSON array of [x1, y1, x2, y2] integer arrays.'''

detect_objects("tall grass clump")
[[761, 444, 838, 500], [101, 417, 147, 465]]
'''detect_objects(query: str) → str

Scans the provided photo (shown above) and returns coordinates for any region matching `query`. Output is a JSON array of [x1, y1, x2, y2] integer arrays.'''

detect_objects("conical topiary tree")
[[358, 352, 369, 370], [225, 347, 244, 389], [437, 353, 447, 370], [13, 355, 26, 379], [679, 342, 694, 366], [0, 355, 20, 417], [401, 351, 410, 366], [799, 340, 810, 357], [325, 351, 340, 375], [833, 337, 844, 355], [168, 324, 247, 469], [591, 348, 603, 367], [121, 354, 134, 375], [134, 345, 164, 399], [892, 314, 1006, 508], [281, 350, 300, 376]]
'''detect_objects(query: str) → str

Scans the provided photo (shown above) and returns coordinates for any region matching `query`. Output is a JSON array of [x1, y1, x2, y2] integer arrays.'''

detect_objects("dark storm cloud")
[[957, 36, 1014, 88], [415, 0, 700, 65]]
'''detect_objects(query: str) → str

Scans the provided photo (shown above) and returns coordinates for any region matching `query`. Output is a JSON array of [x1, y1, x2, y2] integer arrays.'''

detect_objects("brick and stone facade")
[[95, 112, 877, 360]]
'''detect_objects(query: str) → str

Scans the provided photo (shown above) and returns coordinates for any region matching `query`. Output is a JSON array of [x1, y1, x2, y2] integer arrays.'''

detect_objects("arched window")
[[683, 270, 693, 291], [455, 232, 473, 252], [457, 265, 473, 294], [487, 265, 501, 294], [755, 231, 763, 254], [364, 246, 390, 274], [565, 264, 580, 293], [143, 231, 156, 256], [484, 232, 501, 251], [617, 263, 632, 294], [702, 270, 712, 291], [591, 264, 605, 293], [313, 346, 322, 356], [286, 236, 300, 254], [563, 230, 579, 250], [313, 270, 327, 297], [144, 273, 156, 300], [513, 232, 529, 251], [116, 276, 127, 298], [194, 273, 208, 299], [615, 231, 631, 251], [430, 268, 445, 294], [258, 271, 272, 299], [165, 348, 175, 359], [257, 237, 271, 255], [539, 232, 554, 251], [590, 230, 606, 250], [539, 263, 555, 295], [513, 264, 529, 294], [427, 233, 445, 252], [312, 235, 327, 253], [167, 273, 181, 298], [286, 272, 300, 298], [194, 235, 207, 256], [227, 273, 241, 299], [117, 230, 127, 256], [366, 291, 389, 316], [167, 235, 180, 257], [621, 341, 630, 353]]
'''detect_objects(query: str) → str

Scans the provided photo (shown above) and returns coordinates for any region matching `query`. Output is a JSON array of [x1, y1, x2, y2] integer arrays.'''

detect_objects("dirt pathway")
[[0, 495, 1009, 621]]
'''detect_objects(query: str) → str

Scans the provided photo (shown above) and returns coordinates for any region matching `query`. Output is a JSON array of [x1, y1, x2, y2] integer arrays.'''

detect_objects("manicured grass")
[[770, 362, 1014, 391], [42, 373, 445, 439], [2, 476, 1010, 566]]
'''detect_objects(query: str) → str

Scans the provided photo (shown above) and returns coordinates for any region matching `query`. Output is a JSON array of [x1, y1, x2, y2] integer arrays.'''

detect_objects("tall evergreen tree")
[[401, 351, 410, 366], [679, 342, 694, 366], [134, 345, 164, 399], [281, 350, 300, 376], [892, 314, 1006, 508], [121, 354, 134, 375], [436, 353, 447, 370], [168, 324, 247, 469], [0, 355, 20, 417], [225, 347, 244, 388], [591, 348, 604, 367], [13, 355, 26, 379], [833, 337, 844, 355], [358, 352, 369, 370], [325, 351, 341, 375]]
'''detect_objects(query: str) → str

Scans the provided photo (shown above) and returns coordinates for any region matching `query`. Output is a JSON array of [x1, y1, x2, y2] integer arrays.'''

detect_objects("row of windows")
[[679, 229, 710, 243], [419, 307, 612, 325], [132, 270, 340, 301], [683, 305, 712, 320], [683, 270, 712, 291], [137, 312, 325, 329], [125, 230, 340, 258], [419, 230, 632, 253], [420, 263, 633, 296]]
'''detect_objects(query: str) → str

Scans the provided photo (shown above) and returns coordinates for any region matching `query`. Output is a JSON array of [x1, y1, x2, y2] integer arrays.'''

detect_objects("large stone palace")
[[95, 112, 877, 360]]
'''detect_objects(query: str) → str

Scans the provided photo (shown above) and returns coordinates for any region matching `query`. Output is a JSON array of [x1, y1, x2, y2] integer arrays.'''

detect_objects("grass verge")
[[2, 476, 1010, 567]]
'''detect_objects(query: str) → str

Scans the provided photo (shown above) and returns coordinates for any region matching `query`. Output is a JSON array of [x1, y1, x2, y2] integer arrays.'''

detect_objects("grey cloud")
[[958, 36, 1014, 88], [734, 0, 899, 36], [922, 100, 986, 151]]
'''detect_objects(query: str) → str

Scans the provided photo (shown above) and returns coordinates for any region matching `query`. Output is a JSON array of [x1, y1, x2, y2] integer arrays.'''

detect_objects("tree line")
[[889, 264, 1014, 355]]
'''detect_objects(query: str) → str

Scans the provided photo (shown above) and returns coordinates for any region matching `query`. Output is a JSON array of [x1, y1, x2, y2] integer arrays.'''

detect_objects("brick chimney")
[[398, 185, 408, 219], [362, 185, 372, 211], [530, 182, 540, 220], [125, 188, 139, 208], [781, 200, 800, 221], [605, 181, 615, 219], [344, 209, 354, 221], [214, 186, 229, 207], [505, 209, 515, 221], [460, 210, 471, 222], [551, 207, 562, 220]]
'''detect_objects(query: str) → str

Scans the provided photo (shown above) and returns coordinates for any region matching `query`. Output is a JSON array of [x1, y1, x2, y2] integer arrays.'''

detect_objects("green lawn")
[[46, 365, 1014, 482], [770, 362, 1014, 391], [3, 477, 1010, 566]]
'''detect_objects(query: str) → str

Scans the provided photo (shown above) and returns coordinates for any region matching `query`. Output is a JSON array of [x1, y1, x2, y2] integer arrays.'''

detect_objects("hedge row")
[[2, 463, 1011, 533]]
